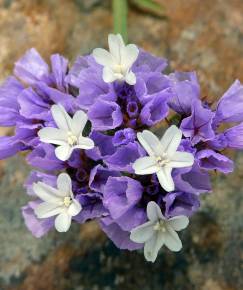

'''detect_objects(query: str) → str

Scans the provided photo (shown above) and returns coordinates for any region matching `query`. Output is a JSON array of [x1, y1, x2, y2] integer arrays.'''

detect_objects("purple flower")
[[89, 165, 120, 193], [140, 89, 171, 126], [222, 123, 243, 150], [180, 99, 215, 145], [102, 176, 146, 232], [100, 216, 143, 250], [88, 99, 123, 130], [0, 48, 75, 159], [104, 142, 145, 173], [26, 143, 65, 171], [74, 193, 107, 224], [112, 128, 136, 146], [163, 191, 200, 217], [168, 71, 200, 115], [214, 80, 243, 125], [196, 149, 234, 174]]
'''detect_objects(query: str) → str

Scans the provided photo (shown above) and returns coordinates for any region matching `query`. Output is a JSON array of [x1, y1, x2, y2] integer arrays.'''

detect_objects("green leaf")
[[112, 0, 128, 44], [130, 0, 165, 17]]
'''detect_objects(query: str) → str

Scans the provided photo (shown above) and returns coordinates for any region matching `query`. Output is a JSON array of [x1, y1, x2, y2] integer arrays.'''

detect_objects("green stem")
[[112, 0, 128, 43]]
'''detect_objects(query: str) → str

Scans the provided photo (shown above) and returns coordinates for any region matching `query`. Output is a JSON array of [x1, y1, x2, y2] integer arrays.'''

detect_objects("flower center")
[[63, 196, 72, 207], [153, 220, 167, 232], [156, 153, 170, 167], [113, 64, 125, 75], [67, 131, 78, 146]]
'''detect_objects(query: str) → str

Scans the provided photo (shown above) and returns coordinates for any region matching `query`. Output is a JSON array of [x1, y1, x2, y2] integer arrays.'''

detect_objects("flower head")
[[92, 34, 139, 85], [38, 104, 94, 161], [133, 125, 194, 192], [130, 201, 189, 262], [33, 173, 82, 232]]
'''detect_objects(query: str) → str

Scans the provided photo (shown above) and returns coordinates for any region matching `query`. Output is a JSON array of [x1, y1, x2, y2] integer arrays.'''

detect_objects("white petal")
[[160, 125, 182, 156], [147, 201, 164, 222], [164, 226, 182, 252], [121, 44, 139, 69], [144, 231, 165, 262], [55, 144, 72, 161], [108, 34, 124, 62], [156, 167, 174, 192], [133, 156, 159, 175], [92, 48, 114, 67], [102, 67, 117, 83], [169, 152, 194, 168], [137, 130, 163, 157], [33, 182, 61, 203], [51, 104, 72, 131], [125, 70, 136, 85], [35, 202, 63, 218], [130, 221, 154, 243], [57, 173, 72, 195], [68, 199, 82, 216], [168, 216, 189, 231], [77, 136, 95, 149], [38, 127, 67, 146], [54, 212, 72, 232], [71, 110, 88, 136]]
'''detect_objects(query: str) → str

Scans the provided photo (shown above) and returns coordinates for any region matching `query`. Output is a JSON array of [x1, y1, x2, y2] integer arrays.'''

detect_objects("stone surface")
[[0, 0, 242, 289]]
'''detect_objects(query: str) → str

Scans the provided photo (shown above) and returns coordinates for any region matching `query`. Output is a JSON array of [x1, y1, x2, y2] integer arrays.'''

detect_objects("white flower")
[[38, 104, 94, 161], [130, 201, 189, 262], [133, 125, 194, 192], [34, 173, 82, 232], [92, 33, 139, 85]]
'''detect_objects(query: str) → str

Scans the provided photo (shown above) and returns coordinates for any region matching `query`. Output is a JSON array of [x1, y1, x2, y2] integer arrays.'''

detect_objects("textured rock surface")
[[0, 0, 242, 289]]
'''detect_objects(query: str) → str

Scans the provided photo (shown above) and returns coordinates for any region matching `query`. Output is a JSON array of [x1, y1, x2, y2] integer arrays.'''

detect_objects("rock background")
[[0, 0, 242, 289]]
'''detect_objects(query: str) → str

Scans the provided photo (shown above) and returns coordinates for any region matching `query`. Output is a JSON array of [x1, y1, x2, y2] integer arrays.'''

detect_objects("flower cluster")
[[1, 34, 242, 262]]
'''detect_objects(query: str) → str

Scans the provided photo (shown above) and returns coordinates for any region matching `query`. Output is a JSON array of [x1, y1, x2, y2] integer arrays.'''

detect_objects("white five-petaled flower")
[[34, 173, 82, 232], [92, 33, 139, 85], [130, 201, 189, 262], [133, 125, 194, 192], [38, 104, 94, 161]]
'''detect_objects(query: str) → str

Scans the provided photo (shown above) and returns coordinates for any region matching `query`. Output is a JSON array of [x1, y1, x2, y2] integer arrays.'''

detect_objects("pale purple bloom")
[[112, 128, 136, 146], [168, 71, 200, 115], [196, 149, 234, 174], [180, 99, 215, 145]]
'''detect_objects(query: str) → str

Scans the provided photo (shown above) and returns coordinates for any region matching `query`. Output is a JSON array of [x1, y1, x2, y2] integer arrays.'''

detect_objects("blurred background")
[[0, 0, 242, 289]]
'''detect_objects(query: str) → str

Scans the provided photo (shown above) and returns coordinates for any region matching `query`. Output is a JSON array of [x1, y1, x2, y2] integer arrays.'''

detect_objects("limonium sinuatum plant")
[[0, 34, 242, 262]]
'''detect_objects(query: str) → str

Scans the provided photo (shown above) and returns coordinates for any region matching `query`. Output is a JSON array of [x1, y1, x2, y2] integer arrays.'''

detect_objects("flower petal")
[[33, 182, 61, 203], [125, 71, 136, 85], [147, 201, 164, 222], [108, 34, 124, 62], [68, 199, 82, 216], [57, 173, 72, 195], [92, 48, 114, 67], [160, 125, 182, 156], [137, 130, 163, 157], [35, 202, 63, 218], [51, 104, 72, 131], [156, 167, 174, 192], [144, 231, 165, 262], [55, 144, 72, 161], [103, 67, 117, 83], [77, 136, 95, 149], [169, 151, 194, 168], [54, 212, 72, 232], [130, 221, 154, 243], [133, 156, 159, 175], [38, 127, 67, 146], [71, 110, 88, 136], [168, 216, 189, 231], [122, 44, 139, 69], [164, 226, 182, 252]]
